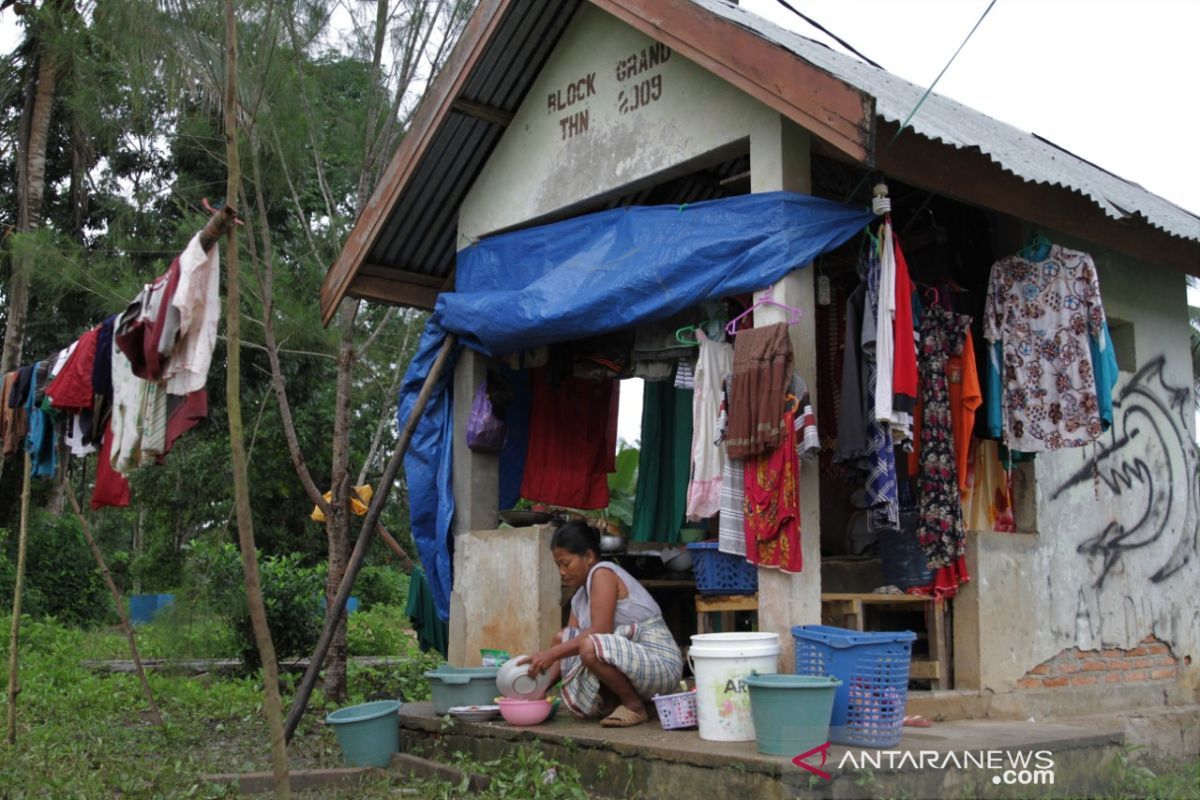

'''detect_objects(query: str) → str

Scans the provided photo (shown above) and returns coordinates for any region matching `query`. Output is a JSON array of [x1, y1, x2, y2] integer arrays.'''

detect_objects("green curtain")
[[631, 379, 693, 543], [405, 565, 449, 657]]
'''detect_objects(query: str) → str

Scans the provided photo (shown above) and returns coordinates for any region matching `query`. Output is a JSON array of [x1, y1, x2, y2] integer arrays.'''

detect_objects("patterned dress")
[[983, 245, 1106, 451], [917, 305, 972, 569]]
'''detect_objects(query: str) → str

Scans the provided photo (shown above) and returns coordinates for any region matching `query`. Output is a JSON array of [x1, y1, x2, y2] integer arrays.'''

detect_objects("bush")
[[186, 539, 325, 669], [354, 565, 410, 608], [0, 510, 110, 626], [347, 604, 413, 656]]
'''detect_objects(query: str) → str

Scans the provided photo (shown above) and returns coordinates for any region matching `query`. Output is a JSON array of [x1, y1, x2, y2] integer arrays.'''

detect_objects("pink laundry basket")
[[652, 689, 698, 730]]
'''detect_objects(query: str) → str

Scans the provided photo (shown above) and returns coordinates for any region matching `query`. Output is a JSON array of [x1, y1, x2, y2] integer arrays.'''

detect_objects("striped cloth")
[[559, 616, 683, 718]]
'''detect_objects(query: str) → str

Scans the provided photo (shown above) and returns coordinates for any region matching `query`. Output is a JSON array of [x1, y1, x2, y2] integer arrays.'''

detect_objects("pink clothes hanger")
[[724, 284, 803, 336]]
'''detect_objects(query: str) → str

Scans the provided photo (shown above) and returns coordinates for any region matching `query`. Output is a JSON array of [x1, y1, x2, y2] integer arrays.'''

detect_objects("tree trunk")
[[223, 2, 290, 796], [6, 454, 32, 744], [322, 300, 359, 702], [1, 39, 59, 375]]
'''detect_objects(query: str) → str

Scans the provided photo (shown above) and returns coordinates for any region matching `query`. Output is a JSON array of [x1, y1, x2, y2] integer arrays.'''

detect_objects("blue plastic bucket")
[[745, 674, 841, 755], [325, 700, 401, 767]]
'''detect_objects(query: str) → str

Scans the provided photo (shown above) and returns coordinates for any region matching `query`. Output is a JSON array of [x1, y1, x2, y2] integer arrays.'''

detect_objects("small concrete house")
[[323, 0, 1200, 719]]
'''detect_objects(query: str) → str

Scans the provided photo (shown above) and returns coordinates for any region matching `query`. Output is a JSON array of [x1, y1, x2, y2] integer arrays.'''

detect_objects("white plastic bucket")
[[688, 632, 780, 742]]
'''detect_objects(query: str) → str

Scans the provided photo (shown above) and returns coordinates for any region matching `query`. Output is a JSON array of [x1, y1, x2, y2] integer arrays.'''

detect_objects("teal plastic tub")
[[745, 674, 841, 756], [424, 665, 500, 714], [325, 700, 401, 767]]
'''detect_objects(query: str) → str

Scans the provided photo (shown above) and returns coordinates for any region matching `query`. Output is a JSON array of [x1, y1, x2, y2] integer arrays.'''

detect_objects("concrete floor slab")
[[397, 702, 1129, 799]]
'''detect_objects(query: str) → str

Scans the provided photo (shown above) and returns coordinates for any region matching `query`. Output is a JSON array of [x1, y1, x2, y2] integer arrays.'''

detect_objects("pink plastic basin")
[[497, 697, 553, 726]]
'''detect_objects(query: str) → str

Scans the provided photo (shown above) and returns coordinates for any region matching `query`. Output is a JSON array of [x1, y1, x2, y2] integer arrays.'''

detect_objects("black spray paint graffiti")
[[1051, 357, 1200, 590]]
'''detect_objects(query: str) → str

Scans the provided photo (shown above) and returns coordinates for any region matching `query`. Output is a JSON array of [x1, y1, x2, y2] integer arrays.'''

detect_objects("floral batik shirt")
[[983, 245, 1106, 452]]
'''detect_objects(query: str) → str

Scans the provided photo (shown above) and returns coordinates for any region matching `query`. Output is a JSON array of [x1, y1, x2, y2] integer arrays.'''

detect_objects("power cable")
[[771, 0, 886, 71]]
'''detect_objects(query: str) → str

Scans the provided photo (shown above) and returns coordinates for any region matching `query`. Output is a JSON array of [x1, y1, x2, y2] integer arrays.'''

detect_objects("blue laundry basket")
[[792, 625, 915, 748], [687, 543, 758, 595]]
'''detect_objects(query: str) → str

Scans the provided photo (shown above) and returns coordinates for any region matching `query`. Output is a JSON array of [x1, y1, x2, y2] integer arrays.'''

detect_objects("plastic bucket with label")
[[688, 632, 779, 741]]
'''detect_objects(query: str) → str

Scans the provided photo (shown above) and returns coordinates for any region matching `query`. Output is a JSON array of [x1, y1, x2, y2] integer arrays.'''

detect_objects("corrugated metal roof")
[[693, 0, 1200, 243]]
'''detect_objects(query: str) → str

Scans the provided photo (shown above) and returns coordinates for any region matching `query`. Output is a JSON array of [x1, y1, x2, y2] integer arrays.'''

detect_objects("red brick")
[[1103, 672, 1124, 684], [1145, 643, 1169, 656], [1141, 635, 1156, 643], [1150, 667, 1178, 681], [1082, 660, 1108, 672], [1070, 675, 1098, 687], [1030, 663, 1052, 676], [1132, 657, 1157, 669], [1058, 661, 1081, 674], [1017, 678, 1043, 689], [1155, 654, 1178, 666], [1126, 646, 1149, 657], [1101, 648, 1127, 658], [1125, 670, 1149, 682], [1042, 676, 1070, 688]]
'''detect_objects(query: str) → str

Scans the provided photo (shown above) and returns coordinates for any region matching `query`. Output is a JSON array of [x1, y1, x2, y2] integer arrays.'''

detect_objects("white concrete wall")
[[965, 234, 1200, 691], [458, 3, 774, 242]]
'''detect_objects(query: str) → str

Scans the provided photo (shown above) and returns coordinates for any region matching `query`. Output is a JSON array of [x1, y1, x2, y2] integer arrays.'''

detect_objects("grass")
[[0, 612, 593, 799]]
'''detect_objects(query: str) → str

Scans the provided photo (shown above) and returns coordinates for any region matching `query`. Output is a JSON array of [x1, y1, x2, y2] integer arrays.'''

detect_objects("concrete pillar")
[[749, 114, 820, 671], [448, 525, 562, 666], [451, 349, 499, 536]]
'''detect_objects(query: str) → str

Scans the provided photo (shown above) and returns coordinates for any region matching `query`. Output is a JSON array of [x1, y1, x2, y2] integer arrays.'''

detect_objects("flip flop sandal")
[[599, 705, 649, 728], [903, 714, 932, 727]]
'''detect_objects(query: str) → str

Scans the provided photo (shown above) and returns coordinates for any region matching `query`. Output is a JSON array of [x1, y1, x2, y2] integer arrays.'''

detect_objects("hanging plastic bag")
[[466, 379, 507, 453]]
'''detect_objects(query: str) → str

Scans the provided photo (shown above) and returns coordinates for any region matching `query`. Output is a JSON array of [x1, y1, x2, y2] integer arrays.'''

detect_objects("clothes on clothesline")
[[685, 330, 732, 521], [632, 376, 692, 543], [725, 322, 794, 459], [983, 244, 1108, 452]]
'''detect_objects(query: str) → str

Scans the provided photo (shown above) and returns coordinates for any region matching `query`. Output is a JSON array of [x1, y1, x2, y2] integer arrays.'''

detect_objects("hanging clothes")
[[1091, 321, 1119, 432], [109, 329, 145, 474], [948, 329, 982, 492], [960, 438, 1016, 532], [686, 330, 733, 520], [744, 407, 803, 573], [46, 326, 100, 412], [888, 232, 917, 441], [862, 251, 899, 532], [916, 305, 972, 569], [520, 370, 618, 510], [0, 372, 23, 459], [725, 322, 793, 459], [632, 377, 693, 542], [406, 564, 449, 658], [91, 419, 131, 510], [497, 366, 532, 512], [983, 245, 1107, 451], [835, 283, 870, 464], [164, 233, 221, 395], [25, 362, 57, 479], [115, 259, 180, 381]]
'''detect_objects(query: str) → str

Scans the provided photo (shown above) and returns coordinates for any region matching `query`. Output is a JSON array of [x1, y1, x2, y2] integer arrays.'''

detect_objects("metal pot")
[[599, 534, 626, 554]]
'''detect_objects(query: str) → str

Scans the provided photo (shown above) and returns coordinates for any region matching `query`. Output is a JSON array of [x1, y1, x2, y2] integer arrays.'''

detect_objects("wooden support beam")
[[346, 274, 441, 311], [451, 98, 514, 127], [875, 122, 1200, 275]]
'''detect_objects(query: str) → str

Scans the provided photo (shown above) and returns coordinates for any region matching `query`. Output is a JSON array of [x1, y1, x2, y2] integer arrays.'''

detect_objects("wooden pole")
[[65, 489, 164, 729], [284, 332, 457, 742], [223, 1, 289, 796], [5, 453, 31, 744]]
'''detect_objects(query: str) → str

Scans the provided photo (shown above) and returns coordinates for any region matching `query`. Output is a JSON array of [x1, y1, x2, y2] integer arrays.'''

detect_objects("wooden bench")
[[820, 592, 951, 690]]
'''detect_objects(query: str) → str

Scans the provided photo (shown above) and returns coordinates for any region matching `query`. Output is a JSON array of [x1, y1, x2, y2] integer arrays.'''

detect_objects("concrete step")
[[397, 701, 1128, 799]]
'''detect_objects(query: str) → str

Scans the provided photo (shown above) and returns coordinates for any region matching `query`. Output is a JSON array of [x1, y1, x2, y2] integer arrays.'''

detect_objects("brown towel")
[[725, 323, 794, 459]]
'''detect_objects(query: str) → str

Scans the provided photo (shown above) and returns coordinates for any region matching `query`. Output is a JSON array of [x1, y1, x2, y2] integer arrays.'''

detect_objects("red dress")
[[743, 407, 803, 573]]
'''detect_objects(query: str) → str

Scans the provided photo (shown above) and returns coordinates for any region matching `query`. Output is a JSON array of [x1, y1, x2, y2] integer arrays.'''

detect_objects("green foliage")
[[0, 509, 111, 626], [346, 603, 412, 657], [185, 538, 324, 669], [605, 444, 640, 529], [354, 565, 411, 608], [449, 746, 590, 800]]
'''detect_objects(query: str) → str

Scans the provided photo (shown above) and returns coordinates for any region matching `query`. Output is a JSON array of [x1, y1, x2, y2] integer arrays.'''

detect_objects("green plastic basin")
[[745, 674, 841, 756], [325, 700, 401, 767]]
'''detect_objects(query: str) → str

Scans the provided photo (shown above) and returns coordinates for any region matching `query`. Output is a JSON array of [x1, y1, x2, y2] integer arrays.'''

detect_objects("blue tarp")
[[399, 191, 874, 619]]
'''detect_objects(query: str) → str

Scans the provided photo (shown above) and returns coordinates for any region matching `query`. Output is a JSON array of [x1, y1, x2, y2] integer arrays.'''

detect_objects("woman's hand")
[[520, 649, 558, 677]]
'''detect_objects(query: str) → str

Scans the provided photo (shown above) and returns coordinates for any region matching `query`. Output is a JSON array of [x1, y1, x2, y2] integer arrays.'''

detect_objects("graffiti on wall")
[[1051, 357, 1200, 590]]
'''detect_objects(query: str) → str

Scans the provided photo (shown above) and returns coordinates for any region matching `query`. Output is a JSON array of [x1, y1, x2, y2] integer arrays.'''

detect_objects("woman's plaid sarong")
[[559, 616, 683, 718]]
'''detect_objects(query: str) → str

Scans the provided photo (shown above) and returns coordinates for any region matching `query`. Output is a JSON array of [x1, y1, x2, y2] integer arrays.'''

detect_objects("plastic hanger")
[[724, 285, 803, 336], [675, 319, 726, 345], [1020, 230, 1053, 262]]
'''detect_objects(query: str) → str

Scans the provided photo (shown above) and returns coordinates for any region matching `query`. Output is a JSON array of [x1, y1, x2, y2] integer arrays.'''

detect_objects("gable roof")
[[321, 0, 1200, 322]]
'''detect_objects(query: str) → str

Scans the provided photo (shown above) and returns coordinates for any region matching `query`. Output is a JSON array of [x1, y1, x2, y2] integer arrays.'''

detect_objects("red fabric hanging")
[[91, 420, 131, 510], [46, 326, 100, 411], [519, 370, 618, 510], [743, 407, 803, 573]]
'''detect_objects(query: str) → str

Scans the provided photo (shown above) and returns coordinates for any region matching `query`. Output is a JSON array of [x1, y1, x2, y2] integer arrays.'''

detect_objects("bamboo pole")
[[284, 332, 458, 742], [5, 453, 31, 744], [65, 489, 164, 729], [223, 1, 289, 796]]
